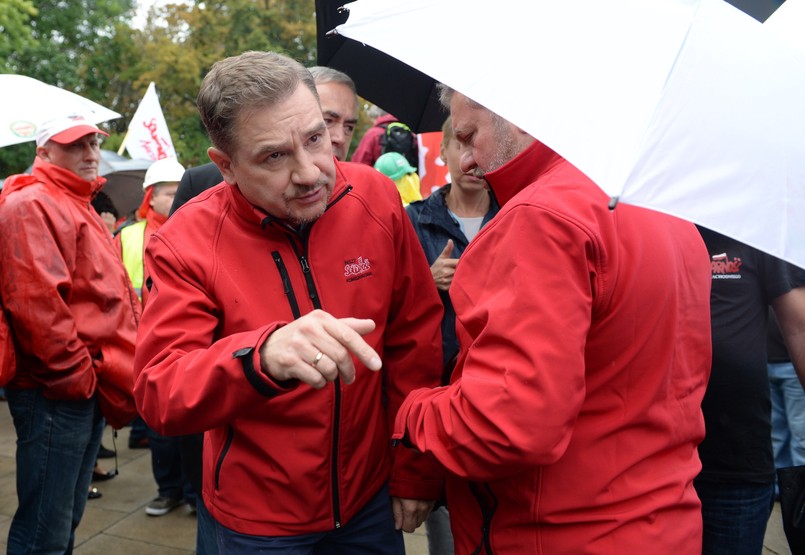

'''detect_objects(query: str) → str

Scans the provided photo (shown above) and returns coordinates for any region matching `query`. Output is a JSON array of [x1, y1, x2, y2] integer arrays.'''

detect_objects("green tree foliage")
[[0, 0, 38, 73], [1, 0, 325, 176], [126, 0, 319, 166]]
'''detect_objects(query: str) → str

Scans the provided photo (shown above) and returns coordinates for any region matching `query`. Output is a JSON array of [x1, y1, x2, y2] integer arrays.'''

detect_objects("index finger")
[[327, 317, 382, 372]]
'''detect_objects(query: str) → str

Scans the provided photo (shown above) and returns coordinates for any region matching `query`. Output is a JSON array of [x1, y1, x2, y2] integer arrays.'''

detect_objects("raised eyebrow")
[[307, 121, 327, 136]]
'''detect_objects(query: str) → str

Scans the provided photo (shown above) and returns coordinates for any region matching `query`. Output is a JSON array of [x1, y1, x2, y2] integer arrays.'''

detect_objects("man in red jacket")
[[0, 114, 139, 554], [133, 51, 444, 553], [392, 89, 713, 554]]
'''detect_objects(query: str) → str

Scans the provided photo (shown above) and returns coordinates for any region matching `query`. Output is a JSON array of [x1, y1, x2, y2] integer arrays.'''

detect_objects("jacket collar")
[[3, 157, 105, 200], [145, 207, 168, 227], [226, 157, 350, 229], [484, 140, 564, 207], [418, 184, 499, 228]]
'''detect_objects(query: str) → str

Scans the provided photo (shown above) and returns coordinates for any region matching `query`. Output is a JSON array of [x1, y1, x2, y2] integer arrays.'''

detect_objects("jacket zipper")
[[469, 482, 499, 554], [271, 251, 302, 319], [288, 233, 344, 527], [265, 185, 353, 529], [214, 424, 235, 490]]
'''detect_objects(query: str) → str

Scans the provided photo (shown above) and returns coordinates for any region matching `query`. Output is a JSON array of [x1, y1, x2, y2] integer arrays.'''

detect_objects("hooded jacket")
[[393, 141, 712, 554], [133, 160, 444, 536], [0, 158, 140, 427]]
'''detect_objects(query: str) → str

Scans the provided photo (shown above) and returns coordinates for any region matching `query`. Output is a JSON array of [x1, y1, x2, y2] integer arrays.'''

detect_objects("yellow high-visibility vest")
[[119, 220, 146, 302]]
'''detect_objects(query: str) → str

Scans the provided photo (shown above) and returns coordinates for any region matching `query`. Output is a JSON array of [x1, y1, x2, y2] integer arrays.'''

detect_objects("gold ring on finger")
[[312, 351, 324, 368]]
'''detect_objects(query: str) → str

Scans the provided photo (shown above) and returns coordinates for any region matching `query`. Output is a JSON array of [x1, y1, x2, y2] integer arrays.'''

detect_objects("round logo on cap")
[[10, 121, 36, 139]]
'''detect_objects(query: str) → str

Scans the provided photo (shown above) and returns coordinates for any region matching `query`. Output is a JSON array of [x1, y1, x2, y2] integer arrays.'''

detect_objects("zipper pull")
[[300, 256, 310, 273]]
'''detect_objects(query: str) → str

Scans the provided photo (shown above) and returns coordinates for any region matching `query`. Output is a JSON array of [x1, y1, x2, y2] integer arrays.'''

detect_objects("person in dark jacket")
[[406, 116, 499, 379]]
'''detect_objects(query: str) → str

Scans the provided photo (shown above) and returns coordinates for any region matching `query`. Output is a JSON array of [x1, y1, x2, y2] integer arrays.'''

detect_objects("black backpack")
[[380, 121, 418, 170]]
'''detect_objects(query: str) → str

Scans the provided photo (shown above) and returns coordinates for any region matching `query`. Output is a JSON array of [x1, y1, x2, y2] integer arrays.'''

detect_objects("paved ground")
[[0, 402, 792, 554]]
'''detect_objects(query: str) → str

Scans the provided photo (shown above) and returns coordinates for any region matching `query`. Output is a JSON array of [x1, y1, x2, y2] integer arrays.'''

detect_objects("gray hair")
[[308, 65, 359, 114], [308, 66, 357, 96], [197, 51, 319, 155], [437, 83, 506, 128]]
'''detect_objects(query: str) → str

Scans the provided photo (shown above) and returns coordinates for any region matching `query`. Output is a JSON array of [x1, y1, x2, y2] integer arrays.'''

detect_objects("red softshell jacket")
[[0, 158, 140, 428], [133, 160, 444, 536], [394, 141, 713, 554]]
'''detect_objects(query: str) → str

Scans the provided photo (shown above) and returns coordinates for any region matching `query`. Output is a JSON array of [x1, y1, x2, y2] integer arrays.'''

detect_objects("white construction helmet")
[[143, 158, 186, 190]]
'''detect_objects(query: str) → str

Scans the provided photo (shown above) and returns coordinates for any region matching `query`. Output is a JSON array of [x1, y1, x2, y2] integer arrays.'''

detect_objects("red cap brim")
[[50, 125, 109, 144]]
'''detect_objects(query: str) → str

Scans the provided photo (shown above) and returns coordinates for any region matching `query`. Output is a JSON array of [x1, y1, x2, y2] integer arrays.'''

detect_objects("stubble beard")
[[472, 116, 519, 179], [284, 178, 333, 226]]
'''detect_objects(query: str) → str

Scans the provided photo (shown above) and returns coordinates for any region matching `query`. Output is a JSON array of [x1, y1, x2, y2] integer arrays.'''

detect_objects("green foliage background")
[[0, 0, 374, 177]]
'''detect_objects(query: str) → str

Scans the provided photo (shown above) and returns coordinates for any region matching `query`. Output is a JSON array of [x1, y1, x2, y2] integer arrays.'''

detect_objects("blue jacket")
[[406, 184, 499, 377]]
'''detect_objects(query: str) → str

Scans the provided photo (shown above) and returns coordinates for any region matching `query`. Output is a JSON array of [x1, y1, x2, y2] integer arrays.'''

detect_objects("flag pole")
[[116, 130, 129, 156]]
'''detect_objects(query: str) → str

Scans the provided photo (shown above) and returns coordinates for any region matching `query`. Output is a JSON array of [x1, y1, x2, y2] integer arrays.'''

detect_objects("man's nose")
[[84, 144, 100, 161], [459, 150, 476, 175], [292, 149, 321, 185]]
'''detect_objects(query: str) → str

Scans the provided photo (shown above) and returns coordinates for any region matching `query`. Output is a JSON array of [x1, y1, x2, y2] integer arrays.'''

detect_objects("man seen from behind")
[[392, 89, 713, 554]]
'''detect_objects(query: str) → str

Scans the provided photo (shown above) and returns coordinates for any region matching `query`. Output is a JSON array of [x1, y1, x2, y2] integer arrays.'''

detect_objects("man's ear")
[[36, 145, 51, 163], [208, 147, 236, 185]]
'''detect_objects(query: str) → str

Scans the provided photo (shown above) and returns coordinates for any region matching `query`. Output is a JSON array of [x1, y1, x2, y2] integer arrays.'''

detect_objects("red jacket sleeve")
[[0, 189, 96, 399], [393, 205, 594, 481], [133, 233, 297, 436]]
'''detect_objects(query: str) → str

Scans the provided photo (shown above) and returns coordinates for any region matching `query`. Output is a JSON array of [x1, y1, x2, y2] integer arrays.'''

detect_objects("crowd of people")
[[0, 48, 803, 555]]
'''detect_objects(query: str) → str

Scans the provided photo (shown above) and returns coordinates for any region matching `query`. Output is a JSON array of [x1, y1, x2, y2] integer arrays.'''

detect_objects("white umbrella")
[[765, 0, 805, 51], [335, 0, 805, 268], [0, 74, 121, 148]]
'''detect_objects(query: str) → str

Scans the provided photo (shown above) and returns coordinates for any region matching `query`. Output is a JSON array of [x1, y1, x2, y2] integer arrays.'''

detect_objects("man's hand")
[[392, 497, 436, 533], [431, 239, 458, 292], [259, 310, 382, 388]]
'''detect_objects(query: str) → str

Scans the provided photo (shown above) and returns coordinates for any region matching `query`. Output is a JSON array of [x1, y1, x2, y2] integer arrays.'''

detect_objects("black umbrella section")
[[316, 0, 448, 133]]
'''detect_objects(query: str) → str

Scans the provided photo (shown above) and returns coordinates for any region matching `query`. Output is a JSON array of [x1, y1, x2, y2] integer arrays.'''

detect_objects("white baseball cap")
[[35, 114, 108, 148]]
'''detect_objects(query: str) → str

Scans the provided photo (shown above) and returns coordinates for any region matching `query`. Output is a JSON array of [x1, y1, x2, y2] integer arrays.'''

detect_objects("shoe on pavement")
[[145, 496, 184, 516], [97, 444, 116, 459], [128, 437, 149, 449]]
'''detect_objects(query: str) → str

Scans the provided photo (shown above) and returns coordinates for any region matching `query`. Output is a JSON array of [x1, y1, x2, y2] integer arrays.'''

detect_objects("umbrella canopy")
[[0, 74, 120, 148], [335, 0, 805, 268], [316, 0, 447, 133], [765, 0, 804, 50], [98, 151, 152, 217]]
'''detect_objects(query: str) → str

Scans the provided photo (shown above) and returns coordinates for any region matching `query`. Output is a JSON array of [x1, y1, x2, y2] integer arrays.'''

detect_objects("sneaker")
[[145, 496, 184, 516]]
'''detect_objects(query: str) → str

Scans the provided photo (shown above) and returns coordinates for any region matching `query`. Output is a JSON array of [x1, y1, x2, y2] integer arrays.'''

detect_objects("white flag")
[[120, 82, 177, 160]]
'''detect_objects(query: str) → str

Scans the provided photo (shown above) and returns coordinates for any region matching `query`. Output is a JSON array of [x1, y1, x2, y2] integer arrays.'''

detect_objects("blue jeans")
[[694, 478, 775, 555], [769, 362, 805, 470], [215, 484, 405, 554], [6, 388, 104, 554], [148, 427, 195, 503], [197, 497, 219, 555]]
